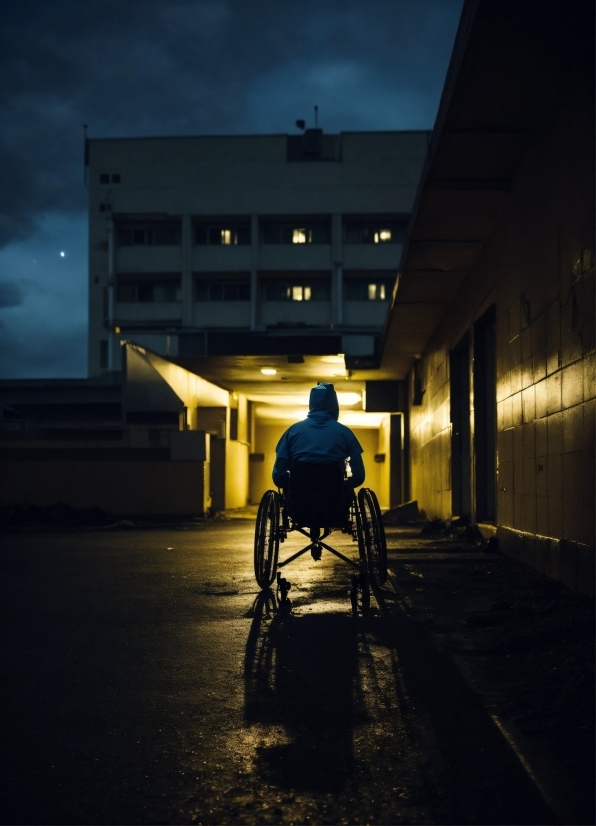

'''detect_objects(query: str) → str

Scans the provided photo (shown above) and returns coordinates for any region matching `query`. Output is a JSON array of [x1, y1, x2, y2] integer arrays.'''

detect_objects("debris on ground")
[[386, 526, 595, 824], [382, 499, 420, 525]]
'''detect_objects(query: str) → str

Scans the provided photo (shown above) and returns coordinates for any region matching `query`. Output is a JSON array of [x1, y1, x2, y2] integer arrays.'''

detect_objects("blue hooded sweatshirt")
[[272, 382, 365, 488]]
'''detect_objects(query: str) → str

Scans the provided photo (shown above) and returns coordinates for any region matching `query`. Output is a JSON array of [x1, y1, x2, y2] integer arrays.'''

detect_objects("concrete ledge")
[[497, 526, 595, 596], [477, 522, 497, 540]]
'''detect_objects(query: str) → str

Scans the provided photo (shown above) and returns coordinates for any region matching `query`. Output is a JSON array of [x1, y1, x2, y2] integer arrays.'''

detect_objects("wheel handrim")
[[254, 491, 280, 588], [358, 488, 387, 585]]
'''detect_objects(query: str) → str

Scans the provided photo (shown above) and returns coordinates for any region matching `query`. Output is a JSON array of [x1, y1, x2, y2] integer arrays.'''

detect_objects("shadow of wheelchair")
[[244, 590, 360, 792]]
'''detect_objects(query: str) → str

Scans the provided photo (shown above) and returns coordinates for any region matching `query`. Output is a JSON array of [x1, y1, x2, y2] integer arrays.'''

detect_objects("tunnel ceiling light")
[[261, 368, 277, 375], [337, 392, 362, 406], [320, 355, 345, 364]]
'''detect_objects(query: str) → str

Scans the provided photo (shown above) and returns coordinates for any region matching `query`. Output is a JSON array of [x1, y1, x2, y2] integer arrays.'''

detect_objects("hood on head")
[[308, 382, 339, 420]]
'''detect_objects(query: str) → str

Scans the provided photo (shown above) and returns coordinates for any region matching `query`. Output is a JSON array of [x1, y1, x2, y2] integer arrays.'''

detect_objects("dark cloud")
[[0, 0, 463, 246], [0, 281, 24, 308], [0, 0, 463, 376], [0, 319, 87, 378]]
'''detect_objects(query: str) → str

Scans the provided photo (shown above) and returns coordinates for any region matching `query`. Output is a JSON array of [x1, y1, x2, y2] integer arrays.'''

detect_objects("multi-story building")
[[86, 130, 430, 375]]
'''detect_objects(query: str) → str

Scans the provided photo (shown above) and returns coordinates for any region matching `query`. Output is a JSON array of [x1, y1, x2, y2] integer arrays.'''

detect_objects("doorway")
[[450, 334, 471, 518], [473, 306, 497, 522]]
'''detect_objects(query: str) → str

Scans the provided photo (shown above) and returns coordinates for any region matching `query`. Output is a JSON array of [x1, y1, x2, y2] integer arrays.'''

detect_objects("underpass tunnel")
[[122, 342, 406, 512]]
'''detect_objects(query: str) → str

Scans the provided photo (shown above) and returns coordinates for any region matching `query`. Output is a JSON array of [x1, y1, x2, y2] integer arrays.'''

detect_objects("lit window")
[[374, 229, 392, 243], [264, 280, 330, 301], [345, 278, 392, 301], [344, 220, 408, 244], [262, 222, 330, 244], [195, 224, 250, 245]]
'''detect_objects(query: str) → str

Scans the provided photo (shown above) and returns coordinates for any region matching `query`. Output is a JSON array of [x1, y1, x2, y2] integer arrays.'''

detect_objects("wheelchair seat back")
[[285, 461, 348, 528]]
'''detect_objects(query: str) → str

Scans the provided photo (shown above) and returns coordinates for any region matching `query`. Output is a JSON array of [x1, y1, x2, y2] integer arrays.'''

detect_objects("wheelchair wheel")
[[357, 488, 388, 586], [254, 490, 280, 588]]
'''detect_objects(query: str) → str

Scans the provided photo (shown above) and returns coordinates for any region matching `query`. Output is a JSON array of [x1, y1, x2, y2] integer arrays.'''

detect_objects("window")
[[264, 280, 330, 301], [344, 219, 408, 244], [116, 223, 181, 246], [111, 173, 121, 184], [100, 173, 110, 184], [116, 279, 181, 302], [194, 224, 250, 245], [344, 279, 393, 301], [195, 281, 251, 301], [261, 222, 331, 245], [100, 340, 109, 369]]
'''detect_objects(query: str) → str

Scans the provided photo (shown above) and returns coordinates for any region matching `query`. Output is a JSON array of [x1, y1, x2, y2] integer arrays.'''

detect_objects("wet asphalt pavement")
[[0, 520, 583, 824]]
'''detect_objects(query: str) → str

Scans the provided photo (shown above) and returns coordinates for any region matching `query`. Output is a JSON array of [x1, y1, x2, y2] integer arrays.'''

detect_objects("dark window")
[[99, 203, 112, 213], [117, 279, 181, 303], [111, 173, 121, 184], [116, 223, 181, 246], [209, 283, 223, 301], [261, 222, 331, 245], [344, 279, 393, 301], [116, 283, 135, 302], [194, 280, 251, 301], [100, 340, 109, 369], [194, 223, 250, 245], [137, 283, 154, 302], [230, 408, 238, 440], [100, 173, 110, 184], [263, 280, 330, 301], [344, 219, 408, 244]]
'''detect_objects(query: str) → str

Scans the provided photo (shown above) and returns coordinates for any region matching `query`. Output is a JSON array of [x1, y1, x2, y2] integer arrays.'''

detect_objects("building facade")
[[382, 0, 595, 593], [86, 130, 430, 376]]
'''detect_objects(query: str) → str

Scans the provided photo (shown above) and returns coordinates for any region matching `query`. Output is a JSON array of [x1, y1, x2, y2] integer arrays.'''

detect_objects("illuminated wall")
[[250, 419, 388, 508], [408, 87, 594, 593]]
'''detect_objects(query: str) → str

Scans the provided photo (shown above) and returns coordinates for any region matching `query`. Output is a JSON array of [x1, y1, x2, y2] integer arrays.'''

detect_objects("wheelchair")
[[253, 461, 387, 611]]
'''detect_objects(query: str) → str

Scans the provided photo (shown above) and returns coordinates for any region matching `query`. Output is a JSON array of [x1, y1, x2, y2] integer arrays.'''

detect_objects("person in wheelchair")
[[272, 382, 365, 513]]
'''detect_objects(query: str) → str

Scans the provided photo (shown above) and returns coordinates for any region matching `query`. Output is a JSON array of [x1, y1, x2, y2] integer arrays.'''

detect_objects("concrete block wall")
[[408, 86, 595, 593]]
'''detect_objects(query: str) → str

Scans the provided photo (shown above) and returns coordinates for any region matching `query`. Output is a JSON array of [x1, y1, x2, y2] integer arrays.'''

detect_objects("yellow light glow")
[[339, 412, 384, 428], [320, 355, 345, 364], [292, 228, 307, 244], [368, 283, 377, 300], [292, 286, 303, 301], [114, 326, 121, 333], [337, 392, 361, 406], [304, 286, 311, 300], [374, 229, 392, 243], [254, 407, 380, 426], [261, 368, 277, 375], [249, 394, 309, 406], [221, 229, 233, 245]]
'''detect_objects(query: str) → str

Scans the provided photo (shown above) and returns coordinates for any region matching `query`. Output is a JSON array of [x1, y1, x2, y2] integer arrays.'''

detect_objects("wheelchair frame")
[[254, 486, 387, 611]]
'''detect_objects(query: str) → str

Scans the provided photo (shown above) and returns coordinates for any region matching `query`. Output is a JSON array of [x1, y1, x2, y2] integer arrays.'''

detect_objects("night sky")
[[0, 0, 463, 379]]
